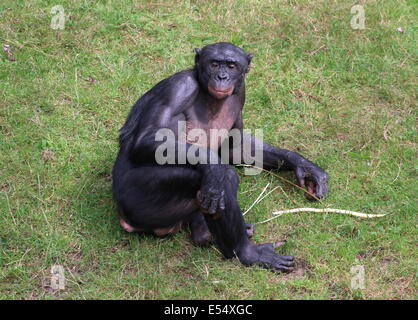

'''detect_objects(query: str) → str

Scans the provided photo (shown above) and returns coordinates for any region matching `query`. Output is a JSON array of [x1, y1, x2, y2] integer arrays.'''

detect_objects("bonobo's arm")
[[230, 116, 328, 199], [127, 72, 228, 214]]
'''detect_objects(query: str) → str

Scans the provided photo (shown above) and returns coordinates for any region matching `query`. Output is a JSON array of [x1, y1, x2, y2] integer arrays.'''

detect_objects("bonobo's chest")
[[180, 96, 242, 150]]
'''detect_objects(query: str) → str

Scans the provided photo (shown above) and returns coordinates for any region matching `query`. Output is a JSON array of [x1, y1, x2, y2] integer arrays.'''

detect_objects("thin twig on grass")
[[255, 208, 387, 225]]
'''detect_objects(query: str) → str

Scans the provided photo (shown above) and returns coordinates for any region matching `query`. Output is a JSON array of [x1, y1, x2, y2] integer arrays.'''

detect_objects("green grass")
[[0, 0, 416, 299]]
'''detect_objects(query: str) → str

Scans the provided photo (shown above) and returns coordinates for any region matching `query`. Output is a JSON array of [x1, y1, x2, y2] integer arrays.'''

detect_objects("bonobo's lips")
[[208, 85, 234, 99]]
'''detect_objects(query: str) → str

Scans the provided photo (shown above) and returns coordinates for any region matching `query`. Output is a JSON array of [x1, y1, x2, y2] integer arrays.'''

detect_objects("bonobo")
[[112, 42, 328, 272]]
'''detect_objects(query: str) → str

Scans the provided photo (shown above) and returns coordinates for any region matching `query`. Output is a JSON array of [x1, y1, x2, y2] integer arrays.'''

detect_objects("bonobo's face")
[[195, 42, 253, 100]]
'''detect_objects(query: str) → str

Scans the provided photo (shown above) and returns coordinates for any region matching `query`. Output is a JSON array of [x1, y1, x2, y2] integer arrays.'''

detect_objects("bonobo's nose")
[[217, 72, 228, 80]]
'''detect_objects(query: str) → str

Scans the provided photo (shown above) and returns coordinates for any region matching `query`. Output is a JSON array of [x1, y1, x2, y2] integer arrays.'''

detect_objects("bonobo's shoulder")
[[140, 69, 198, 112], [150, 69, 199, 108], [166, 69, 199, 94], [170, 69, 197, 81]]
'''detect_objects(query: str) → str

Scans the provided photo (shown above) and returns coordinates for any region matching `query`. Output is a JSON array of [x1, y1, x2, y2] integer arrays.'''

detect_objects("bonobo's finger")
[[298, 177, 305, 188], [278, 258, 295, 267], [219, 196, 225, 211], [201, 195, 211, 209], [304, 180, 316, 201], [310, 182, 327, 200], [197, 190, 203, 203], [294, 167, 305, 188], [314, 182, 324, 199], [275, 265, 294, 273], [316, 179, 329, 199], [306, 180, 315, 194], [208, 199, 218, 214], [273, 258, 295, 271], [280, 255, 294, 261]]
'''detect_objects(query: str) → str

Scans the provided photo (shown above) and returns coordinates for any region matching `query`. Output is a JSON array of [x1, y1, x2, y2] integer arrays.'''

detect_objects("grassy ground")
[[0, 0, 416, 299]]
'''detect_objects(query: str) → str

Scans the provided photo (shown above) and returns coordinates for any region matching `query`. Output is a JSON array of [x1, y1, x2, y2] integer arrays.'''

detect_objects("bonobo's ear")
[[246, 53, 254, 73], [194, 48, 202, 65]]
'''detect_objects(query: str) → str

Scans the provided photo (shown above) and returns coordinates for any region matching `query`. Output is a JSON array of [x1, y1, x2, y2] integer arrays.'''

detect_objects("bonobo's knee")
[[225, 167, 239, 187]]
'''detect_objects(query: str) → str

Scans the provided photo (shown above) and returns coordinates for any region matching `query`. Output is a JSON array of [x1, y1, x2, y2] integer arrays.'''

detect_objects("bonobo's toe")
[[257, 243, 295, 272], [280, 255, 294, 261], [245, 223, 255, 237], [273, 240, 286, 248]]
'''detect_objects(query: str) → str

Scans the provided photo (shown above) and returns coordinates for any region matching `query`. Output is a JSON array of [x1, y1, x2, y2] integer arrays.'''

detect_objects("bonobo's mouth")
[[208, 85, 234, 99]]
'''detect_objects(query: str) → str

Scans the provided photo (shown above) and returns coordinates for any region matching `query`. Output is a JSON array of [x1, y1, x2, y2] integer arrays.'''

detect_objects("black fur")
[[112, 42, 328, 272]]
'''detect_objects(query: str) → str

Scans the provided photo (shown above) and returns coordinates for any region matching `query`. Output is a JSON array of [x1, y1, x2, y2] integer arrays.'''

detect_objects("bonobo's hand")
[[294, 164, 328, 200], [197, 165, 226, 215]]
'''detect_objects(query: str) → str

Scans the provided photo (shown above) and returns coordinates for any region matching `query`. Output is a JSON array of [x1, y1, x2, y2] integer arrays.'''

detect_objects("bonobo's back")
[[118, 69, 197, 146]]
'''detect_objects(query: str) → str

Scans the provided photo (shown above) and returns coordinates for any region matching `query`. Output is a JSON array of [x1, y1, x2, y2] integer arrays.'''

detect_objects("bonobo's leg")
[[114, 165, 201, 233], [189, 211, 212, 245], [115, 164, 292, 270], [202, 167, 294, 272], [224, 169, 255, 237], [190, 211, 254, 245], [190, 211, 254, 244], [190, 170, 254, 245]]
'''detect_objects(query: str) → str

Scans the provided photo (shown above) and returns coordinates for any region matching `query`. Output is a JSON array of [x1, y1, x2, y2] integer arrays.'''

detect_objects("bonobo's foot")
[[120, 218, 181, 237], [245, 223, 255, 238], [237, 242, 294, 272], [120, 218, 144, 233]]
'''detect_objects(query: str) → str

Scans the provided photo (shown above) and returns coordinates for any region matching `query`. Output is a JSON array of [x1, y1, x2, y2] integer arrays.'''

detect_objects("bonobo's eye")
[[227, 63, 236, 69], [211, 61, 219, 68]]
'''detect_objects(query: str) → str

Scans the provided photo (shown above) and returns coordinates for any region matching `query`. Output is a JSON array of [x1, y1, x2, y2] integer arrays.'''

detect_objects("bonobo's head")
[[194, 42, 253, 99]]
